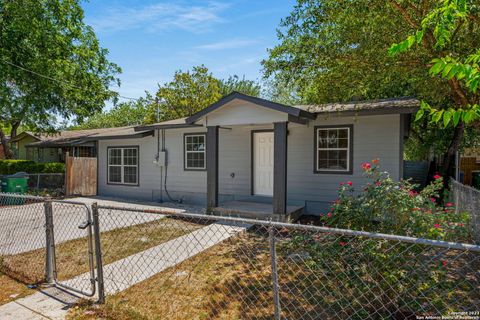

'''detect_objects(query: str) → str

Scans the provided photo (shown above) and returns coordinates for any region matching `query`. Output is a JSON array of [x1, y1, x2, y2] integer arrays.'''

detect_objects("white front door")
[[253, 131, 274, 196]]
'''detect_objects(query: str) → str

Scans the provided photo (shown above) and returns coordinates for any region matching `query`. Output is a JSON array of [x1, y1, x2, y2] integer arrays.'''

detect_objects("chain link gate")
[[44, 200, 102, 298]]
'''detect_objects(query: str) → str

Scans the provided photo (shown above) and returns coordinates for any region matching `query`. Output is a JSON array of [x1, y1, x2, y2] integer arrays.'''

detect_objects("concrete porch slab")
[[212, 200, 304, 222]]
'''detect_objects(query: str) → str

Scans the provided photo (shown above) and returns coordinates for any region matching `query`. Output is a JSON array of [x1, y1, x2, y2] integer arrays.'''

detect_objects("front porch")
[[211, 200, 304, 222], [182, 92, 316, 221]]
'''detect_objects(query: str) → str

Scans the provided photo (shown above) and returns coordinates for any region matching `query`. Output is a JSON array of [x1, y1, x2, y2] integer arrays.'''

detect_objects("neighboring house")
[[94, 92, 419, 220], [9, 128, 135, 163]]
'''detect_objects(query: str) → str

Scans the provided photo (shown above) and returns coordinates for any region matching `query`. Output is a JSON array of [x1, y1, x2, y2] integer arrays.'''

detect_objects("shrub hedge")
[[0, 160, 65, 175]]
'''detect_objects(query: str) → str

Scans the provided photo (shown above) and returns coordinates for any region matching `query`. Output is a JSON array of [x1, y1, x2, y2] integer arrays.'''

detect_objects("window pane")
[[327, 130, 339, 147], [109, 149, 122, 165], [318, 150, 328, 160], [317, 157, 328, 169], [318, 131, 328, 148], [124, 166, 137, 184], [338, 128, 348, 139], [109, 166, 121, 183], [328, 150, 339, 160], [338, 138, 348, 148], [124, 148, 138, 166]]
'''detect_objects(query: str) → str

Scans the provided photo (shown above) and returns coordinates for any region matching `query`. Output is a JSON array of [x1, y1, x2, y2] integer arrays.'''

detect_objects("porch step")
[[211, 200, 304, 223]]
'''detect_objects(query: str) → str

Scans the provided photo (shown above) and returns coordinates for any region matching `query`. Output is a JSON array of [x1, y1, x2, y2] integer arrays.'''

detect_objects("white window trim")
[[107, 147, 139, 185], [316, 127, 351, 172], [184, 134, 206, 170]]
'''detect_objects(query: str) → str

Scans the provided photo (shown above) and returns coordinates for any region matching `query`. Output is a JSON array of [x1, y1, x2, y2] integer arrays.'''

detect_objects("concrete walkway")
[[0, 221, 250, 319]]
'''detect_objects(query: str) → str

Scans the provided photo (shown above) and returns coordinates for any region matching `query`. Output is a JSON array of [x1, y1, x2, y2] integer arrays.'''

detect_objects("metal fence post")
[[44, 200, 55, 285], [92, 202, 105, 304], [269, 225, 281, 320]]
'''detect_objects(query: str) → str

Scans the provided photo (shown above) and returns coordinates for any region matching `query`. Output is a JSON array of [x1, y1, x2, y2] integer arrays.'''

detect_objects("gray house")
[[95, 92, 419, 221]]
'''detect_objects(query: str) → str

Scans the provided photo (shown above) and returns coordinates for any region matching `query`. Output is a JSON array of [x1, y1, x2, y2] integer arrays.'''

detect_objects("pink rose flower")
[[434, 223, 441, 229], [433, 174, 441, 180], [347, 181, 353, 186], [361, 162, 371, 170], [445, 202, 454, 207]]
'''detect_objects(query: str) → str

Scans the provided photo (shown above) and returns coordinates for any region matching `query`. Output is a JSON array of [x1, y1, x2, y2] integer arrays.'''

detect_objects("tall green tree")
[[74, 96, 152, 129], [146, 66, 261, 122], [145, 65, 221, 123], [219, 75, 261, 97], [0, 0, 121, 158], [263, 0, 480, 174], [389, 0, 480, 174]]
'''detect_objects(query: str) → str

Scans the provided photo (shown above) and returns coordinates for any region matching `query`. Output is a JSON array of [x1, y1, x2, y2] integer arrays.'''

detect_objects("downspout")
[[157, 129, 163, 203]]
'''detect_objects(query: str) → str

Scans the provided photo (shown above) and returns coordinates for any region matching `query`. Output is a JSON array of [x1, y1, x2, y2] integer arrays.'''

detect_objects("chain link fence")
[[451, 178, 480, 244], [0, 193, 47, 284], [27, 173, 64, 191], [0, 192, 479, 319]]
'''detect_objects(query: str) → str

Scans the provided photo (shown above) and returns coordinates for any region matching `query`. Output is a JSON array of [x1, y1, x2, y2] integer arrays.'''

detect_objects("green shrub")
[[321, 159, 470, 242], [0, 160, 65, 174], [278, 161, 474, 317]]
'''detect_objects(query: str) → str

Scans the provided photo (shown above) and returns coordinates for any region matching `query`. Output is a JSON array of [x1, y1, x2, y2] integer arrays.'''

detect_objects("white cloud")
[[89, 1, 230, 33], [195, 38, 259, 50]]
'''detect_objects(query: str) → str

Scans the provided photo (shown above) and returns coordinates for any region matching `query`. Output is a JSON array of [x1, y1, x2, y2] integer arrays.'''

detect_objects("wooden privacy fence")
[[65, 153, 97, 196], [460, 157, 480, 186]]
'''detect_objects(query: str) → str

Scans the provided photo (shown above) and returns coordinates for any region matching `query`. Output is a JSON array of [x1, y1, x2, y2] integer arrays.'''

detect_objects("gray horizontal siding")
[[287, 114, 401, 211], [98, 114, 401, 213]]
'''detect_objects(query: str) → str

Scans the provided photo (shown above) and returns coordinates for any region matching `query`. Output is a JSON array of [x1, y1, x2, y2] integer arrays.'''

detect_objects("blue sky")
[[82, 0, 296, 101]]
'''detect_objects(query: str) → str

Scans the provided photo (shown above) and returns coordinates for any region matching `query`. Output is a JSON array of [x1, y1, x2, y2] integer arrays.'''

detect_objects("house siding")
[[98, 127, 208, 203], [97, 114, 401, 214], [287, 114, 401, 213]]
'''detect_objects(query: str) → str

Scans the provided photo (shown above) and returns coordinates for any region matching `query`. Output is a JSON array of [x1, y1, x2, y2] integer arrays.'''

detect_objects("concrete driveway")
[[0, 197, 203, 255]]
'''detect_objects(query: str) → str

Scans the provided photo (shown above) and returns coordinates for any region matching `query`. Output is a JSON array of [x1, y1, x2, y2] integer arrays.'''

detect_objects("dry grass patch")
[[67, 231, 275, 320], [0, 272, 34, 306], [1, 217, 202, 284]]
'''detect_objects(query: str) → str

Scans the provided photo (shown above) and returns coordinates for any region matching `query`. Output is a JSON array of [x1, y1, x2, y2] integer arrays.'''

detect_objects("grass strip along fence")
[[0, 193, 478, 319]]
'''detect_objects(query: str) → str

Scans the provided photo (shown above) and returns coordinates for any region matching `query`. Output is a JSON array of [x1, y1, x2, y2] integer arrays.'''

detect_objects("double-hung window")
[[108, 147, 139, 185], [184, 134, 206, 170], [315, 126, 352, 173]]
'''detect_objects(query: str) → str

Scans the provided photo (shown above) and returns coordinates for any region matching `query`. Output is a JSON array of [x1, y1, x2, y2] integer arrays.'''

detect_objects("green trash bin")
[[1, 172, 29, 193], [472, 171, 480, 190], [0, 173, 29, 205]]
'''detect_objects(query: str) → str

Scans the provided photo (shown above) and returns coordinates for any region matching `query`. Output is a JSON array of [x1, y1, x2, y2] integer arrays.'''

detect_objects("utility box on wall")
[[157, 151, 167, 167]]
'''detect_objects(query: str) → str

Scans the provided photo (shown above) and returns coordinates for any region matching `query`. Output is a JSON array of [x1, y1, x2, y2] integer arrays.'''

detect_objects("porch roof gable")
[[185, 91, 316, 125]]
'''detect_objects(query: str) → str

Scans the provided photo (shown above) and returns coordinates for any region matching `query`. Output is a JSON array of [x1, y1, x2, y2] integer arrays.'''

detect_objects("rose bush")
[[279, 162, 474, 317], [320, 160, 470, 241]]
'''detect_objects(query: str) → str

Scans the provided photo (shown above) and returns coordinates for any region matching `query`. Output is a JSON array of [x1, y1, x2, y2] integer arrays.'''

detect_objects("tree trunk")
[[0, 128, 13, 159], [0, 122, 20, 159], [442, 121, 464, 178]]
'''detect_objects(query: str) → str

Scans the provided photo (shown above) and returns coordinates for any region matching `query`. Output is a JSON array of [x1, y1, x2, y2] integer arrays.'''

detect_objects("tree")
[[219, 75, 261, 97], [146, 66, 261, 123], [74, 96, 152, 129], [389, 0, 480, 174], [262, 0, 480, 174], [145, 65, 221, 123], [0, 0, 121, 158]]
